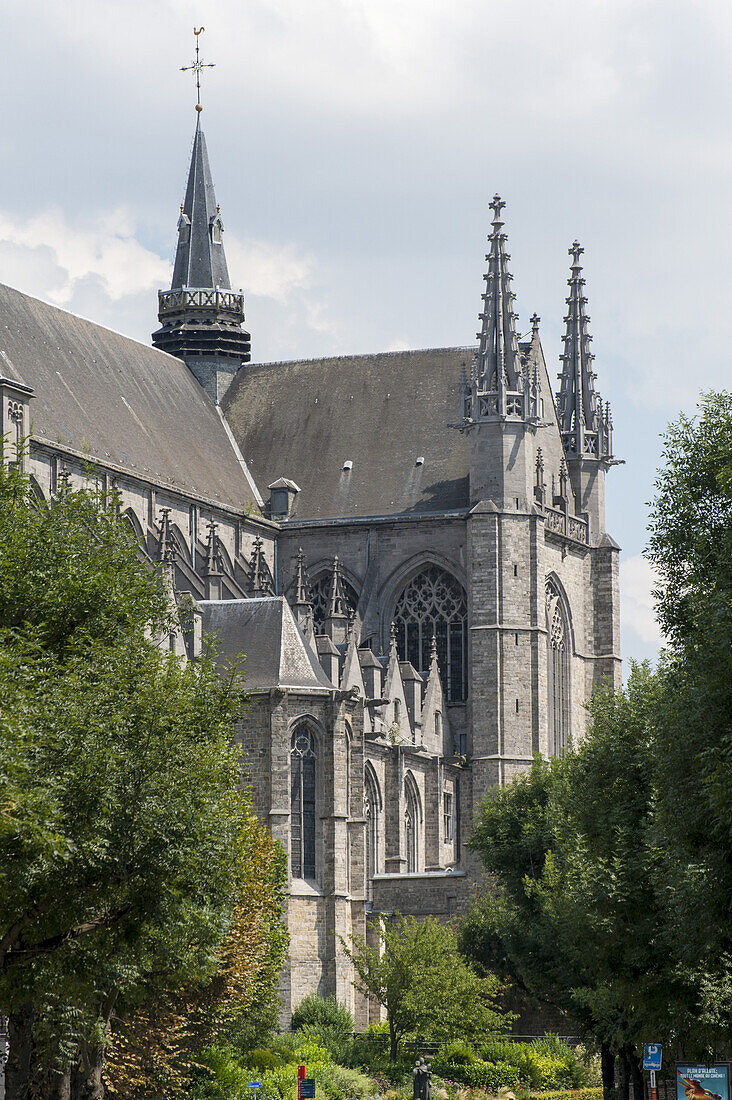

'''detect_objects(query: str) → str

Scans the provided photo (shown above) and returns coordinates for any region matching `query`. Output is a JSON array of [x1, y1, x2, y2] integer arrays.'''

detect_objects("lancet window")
[[310, 575, 359, 634], [404, 775, 420, 874], [393, 566, 468, 702], [290, 724, 317, 879], [364, 765, 381, 901], [546, 580, 570, 756]]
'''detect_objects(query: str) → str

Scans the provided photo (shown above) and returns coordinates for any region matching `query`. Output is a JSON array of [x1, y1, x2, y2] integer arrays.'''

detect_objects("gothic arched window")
[[546, 580, 570, 756], [404, 774, 421, 874], [364, 764, 381, 901], [310, 575, 359, 634], [291, 724, 317, 879], [393, 566, 468, 702]]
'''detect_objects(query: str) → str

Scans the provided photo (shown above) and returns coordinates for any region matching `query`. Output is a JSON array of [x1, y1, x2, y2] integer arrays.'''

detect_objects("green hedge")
[[432, 1060, 522, 1089]]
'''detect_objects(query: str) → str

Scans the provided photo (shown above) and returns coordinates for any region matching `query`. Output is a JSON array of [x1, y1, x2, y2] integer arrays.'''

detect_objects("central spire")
[[152, 113, 251, 402], [171, 116, 231, 291]]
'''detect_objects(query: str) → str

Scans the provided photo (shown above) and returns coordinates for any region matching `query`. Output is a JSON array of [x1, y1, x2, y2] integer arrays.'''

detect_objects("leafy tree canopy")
[[342, 913, 509, 1061]]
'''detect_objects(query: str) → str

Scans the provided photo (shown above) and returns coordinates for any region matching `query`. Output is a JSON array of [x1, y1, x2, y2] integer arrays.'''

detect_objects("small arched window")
[[291, 724, 317, 879], [393, 566, 468, 702], [364, 765, 381, 901], [546, 579, 570, 756], [404, 775, 420, 874]]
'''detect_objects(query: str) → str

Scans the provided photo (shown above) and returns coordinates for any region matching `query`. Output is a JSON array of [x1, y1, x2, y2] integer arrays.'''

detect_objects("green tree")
[[341, 913, 508, 1061], [0, 461, 260, 1099], [646, 391, 732, 1054], [463, 665, 665, 1099]]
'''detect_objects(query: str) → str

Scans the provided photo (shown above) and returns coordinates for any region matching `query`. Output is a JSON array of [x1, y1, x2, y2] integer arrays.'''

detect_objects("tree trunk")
[[618, 1049, 631, 1100], [388, 1015, 398, 1062], [601, 1043, 616, 1100], [68, 990, 117, 1100], [5, 1003, 34, 1100], [629, 1048, 645, 1100]]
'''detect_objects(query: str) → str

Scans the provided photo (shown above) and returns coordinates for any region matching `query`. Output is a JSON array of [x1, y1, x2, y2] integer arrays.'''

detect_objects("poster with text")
[[677, 1065, 729, 1100]]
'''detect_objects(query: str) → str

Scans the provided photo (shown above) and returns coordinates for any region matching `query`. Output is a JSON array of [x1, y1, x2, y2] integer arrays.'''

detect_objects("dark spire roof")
[[152, 119, 251, 400], [172, 118, 231, 291], [557, 242, 613, 461]]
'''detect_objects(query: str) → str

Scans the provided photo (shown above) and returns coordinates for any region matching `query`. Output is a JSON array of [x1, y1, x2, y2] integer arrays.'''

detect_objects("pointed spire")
[[248, 536, 274, 597], [291, 547, 314, 635], [157, 507, 176, 563], [171, 117, 231, 292], [204, 519, 222, 576], [204, 519, 224, 599], [557, 241, 611, 461], [293, 547, 311, 607], [475, 195, 523, 403], [152, 117, 251, 401], [327, 556, 348, 619]]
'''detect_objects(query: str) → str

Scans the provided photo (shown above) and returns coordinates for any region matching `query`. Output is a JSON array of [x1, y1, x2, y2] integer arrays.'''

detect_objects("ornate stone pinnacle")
[[530, 312, 540, 334]]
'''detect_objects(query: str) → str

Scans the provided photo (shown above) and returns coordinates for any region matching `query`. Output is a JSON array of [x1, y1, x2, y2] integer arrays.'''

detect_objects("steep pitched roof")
[[0, 282, 260, 509], [171, 118, 231, 290], [199, 596, 333, 691], [223, 347, 474, 521]]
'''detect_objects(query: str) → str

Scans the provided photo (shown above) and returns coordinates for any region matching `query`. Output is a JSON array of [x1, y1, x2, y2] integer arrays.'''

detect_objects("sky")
[[3, 0, 731, 667]]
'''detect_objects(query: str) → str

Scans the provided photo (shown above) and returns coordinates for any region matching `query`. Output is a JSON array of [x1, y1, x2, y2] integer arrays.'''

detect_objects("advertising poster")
[[677, 1065, 730, 1100]]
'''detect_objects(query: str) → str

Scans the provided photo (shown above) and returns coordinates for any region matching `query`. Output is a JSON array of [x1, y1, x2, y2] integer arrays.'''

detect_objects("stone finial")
[[248, 536, 274, 597], [530, 311, 541, 336], [429, 629, 439, 667]]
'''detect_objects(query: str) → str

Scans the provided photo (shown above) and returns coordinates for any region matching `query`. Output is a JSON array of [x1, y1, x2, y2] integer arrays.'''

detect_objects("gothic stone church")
[[0, 116, 621, 1025]]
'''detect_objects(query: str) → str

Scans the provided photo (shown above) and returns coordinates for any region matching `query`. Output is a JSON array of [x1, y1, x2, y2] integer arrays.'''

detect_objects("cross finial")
[[489, 194, 506, 222], [530, 312, 540, 335], [570, 240, 584, 266], [181, 27, 215, 114]]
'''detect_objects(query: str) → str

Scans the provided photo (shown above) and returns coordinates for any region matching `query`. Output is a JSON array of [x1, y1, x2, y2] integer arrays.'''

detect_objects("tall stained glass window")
[[393, 567, 468, 702], [546, 580, 570, 756], [291, 724, 317, 879]]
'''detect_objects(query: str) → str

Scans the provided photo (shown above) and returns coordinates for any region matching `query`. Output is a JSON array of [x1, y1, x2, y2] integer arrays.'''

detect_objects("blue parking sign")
[[644, 1047, 663, 1071]]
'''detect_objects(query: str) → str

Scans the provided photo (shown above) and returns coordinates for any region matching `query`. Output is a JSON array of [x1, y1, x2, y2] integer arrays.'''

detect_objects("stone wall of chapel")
[[277, 518, 469, 747], [234, 689, 367, 1025]]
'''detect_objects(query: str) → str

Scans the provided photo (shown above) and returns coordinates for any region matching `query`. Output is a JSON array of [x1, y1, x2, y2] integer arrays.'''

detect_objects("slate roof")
[[199, 596, 333, 691], [0, 282, 260, 510], [223, 347, 474, 521]]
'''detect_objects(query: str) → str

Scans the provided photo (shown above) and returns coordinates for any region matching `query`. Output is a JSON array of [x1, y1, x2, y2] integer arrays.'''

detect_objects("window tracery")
[[393, 566, 468, 702], [546, 579, 570, 756], [290, 724, 317, 879]]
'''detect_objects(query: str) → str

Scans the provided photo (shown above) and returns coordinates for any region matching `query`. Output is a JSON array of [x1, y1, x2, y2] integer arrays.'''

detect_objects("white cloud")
[[620, 554, 664, 648], [0, 208, 170, 305], [225, 235, 312, 302]]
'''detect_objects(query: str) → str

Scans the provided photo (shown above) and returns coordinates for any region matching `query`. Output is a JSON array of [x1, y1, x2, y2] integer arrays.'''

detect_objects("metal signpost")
[[644, 1045, 663, 1100]]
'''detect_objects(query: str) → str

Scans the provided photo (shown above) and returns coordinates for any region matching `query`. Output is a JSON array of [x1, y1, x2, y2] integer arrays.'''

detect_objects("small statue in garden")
[[413, 1057, 432, 1100]]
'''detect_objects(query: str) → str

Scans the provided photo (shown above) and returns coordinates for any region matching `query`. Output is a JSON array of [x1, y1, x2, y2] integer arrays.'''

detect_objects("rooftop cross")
[[181, 27, 215, 114]]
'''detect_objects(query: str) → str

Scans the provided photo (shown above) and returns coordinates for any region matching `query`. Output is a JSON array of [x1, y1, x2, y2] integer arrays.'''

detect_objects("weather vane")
[[181, 27, 214, 113]]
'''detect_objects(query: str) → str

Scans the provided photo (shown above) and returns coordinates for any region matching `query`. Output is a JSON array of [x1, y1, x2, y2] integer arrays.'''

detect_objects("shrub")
[[292, 996, 354, 1037], [247, 1049, 286, 1073], [433, 1060, 521, 1090], [436, 1040, 478, 1066]]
